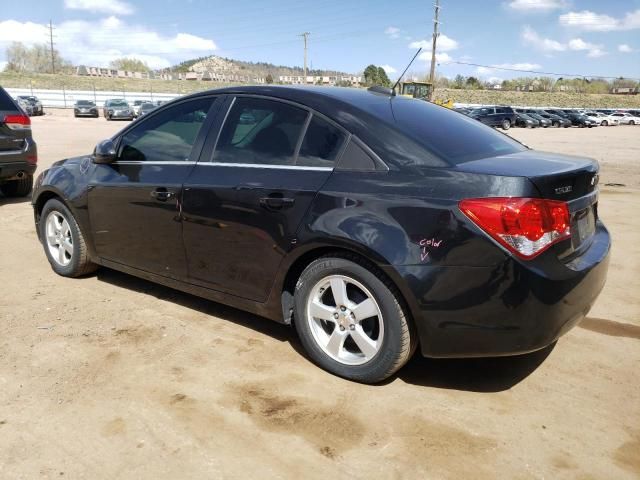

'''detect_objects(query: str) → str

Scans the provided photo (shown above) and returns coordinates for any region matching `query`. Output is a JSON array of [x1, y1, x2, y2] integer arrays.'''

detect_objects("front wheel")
[[501, 119, 511, 130], [40, 199, 97, 277], [602, 120, 608, 126], [630, 120, 636, 125], [294, 256, 415, 383]]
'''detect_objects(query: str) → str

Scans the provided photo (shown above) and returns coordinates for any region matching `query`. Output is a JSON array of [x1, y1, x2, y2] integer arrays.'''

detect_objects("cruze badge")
[[555, 185, 572, 194]]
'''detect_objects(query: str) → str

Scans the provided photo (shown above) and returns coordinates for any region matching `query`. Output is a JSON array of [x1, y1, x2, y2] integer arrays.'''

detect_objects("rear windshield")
[[391, 98, 526, 165], [0, 88, 18, 111]]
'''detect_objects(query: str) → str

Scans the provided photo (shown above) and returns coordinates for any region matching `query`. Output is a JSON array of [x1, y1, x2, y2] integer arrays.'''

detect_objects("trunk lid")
[[456, 150, 600, 258]]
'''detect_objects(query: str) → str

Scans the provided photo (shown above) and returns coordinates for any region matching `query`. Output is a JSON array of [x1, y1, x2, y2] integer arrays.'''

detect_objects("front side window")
[[119, 98, 213, 162], [214, 97, 308, 166]]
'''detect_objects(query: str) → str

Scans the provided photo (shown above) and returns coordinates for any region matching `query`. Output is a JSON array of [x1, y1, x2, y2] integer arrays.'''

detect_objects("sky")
[[0, 0, 639, 82]]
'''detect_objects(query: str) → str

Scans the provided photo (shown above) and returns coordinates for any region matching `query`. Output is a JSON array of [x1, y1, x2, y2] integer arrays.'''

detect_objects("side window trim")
[[112, 95, 219, 164], [335, 134, 389, 172]]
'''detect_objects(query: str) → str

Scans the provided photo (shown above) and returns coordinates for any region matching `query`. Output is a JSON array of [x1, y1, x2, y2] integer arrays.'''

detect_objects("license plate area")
[[573, 206, 596, 248]]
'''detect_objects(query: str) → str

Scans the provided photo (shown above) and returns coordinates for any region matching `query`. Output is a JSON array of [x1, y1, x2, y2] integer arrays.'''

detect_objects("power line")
[[448, 60, 640, 80]]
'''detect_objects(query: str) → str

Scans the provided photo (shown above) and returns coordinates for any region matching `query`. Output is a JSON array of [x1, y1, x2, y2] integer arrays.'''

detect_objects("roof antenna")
[[392, 47, 422, 96]]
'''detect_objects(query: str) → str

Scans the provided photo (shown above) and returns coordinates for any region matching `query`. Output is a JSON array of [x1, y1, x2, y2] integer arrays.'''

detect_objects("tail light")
[[3, 114, 31, 131], [459, 197, 571, 259]]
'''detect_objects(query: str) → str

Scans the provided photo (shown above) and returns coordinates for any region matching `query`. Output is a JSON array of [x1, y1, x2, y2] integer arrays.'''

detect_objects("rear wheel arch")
[[279, 246, 419, 347]]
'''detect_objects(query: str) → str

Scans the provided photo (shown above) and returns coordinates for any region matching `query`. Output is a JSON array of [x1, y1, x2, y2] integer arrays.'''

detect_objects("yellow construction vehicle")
[[396, 81, 453, 108]]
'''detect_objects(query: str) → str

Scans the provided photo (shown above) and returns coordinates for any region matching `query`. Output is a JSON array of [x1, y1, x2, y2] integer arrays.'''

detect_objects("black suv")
[[0, 87, 38, 197], [468, 106, 516, 130]]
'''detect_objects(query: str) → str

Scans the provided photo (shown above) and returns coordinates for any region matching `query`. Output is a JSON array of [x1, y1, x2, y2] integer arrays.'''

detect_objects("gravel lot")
[[1, 112, 639, 479]]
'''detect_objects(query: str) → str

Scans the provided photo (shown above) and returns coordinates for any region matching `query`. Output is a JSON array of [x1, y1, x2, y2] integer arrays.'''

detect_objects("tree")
[[5, 41, 70, 74], [109, 57, 150, 72], [453, 74, 465, 89], [265, 73, 274, 84], [377, 67, 391, 87], [465, 76, 481, 89], [363, 64, 391, 87]]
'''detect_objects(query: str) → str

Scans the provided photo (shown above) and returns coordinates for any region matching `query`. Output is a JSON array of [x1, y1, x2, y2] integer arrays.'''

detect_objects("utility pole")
[[428, 0, 441, 100], [48, 20, 56, 74], [299, 32, 310, 83]]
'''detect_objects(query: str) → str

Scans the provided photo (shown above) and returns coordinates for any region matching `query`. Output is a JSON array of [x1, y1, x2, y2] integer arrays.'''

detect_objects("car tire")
[[552, 121, 559, 128], [39, 199, 97, 277], [501, 119, 511, 130], [602, 120, 608, 126], [293, 255, 416, 383], [630, 120, 635, 125], [0, 174, 33, 197]]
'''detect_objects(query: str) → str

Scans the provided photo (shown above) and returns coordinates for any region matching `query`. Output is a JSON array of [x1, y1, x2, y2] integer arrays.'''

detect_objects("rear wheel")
[[39, 199, 97, 277], [501, 119, 511, 130], [0, 174, 33, 197], [294, 255, 415, 383], [630, 120, 636, 125], [552, 121, 560, 128]]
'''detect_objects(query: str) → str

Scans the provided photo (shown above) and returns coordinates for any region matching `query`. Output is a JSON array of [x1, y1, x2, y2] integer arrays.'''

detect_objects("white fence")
[[5, 87, 181, 109]]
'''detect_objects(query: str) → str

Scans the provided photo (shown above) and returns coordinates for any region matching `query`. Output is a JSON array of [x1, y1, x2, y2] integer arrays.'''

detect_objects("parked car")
[[610, 112, 640, 125], [137, 102, 157, 117], [535, 111, 571, 128], [517, 110, 551, 128], [103, 99, 134, 121], [543, 109, 572, 120], [132, 100, 145, 117], [0, 86, 38, 197], [17, 95, 44, 116], [16, 98, 35, 116], [514, 112, 540, 128], [565, 112, 598, 128], [74, 100, 99, 118], [31, 86, 610, 383], [468, 105, 516, 129], [583, 111, 619, 126]]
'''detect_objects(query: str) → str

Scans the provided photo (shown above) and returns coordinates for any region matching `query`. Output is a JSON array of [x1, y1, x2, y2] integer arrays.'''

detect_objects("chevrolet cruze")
[[32, 86, 610, 383]]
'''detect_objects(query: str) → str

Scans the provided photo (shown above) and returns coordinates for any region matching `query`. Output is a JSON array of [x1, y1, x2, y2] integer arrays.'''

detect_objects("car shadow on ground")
[[0, 193, 32, 206], [95, 267, 555, 393]]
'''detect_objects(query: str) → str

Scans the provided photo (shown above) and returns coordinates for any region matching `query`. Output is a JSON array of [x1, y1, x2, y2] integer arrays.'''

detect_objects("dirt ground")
[[1, 112, 639, 479]]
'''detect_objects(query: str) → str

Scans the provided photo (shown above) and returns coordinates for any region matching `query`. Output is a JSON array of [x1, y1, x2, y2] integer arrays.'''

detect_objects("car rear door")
[[181, 95, 347, 302], [87, 96, 220, 279]]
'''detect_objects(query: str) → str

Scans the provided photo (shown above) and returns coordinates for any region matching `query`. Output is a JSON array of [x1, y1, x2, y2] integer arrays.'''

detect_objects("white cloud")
[[507, 0, 566, 12], [384, 26, 401, 39], [0, 18, 217, 69], [435, 52, 453, 63], [65, 0, 134, 15], [522, 26, 566, 51], [522, 26, 606, 57], [380, 64, 396, 74], [559, 9, 640, 31], [618, 44, 633, 53], [409, 34, 458, 52]]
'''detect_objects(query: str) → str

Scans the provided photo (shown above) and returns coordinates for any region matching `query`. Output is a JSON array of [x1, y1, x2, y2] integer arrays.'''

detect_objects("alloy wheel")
[[306, 275, 384, 366], [45, 211, 73, 266]]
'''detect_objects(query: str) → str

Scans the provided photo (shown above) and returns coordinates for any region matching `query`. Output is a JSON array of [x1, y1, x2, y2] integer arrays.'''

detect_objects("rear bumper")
[[0, 140, 38, 180], [388, 221, 611, 358]]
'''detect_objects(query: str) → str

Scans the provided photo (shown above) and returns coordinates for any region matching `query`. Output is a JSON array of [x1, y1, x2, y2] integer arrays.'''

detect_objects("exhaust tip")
[[16, 171, 25, 179]]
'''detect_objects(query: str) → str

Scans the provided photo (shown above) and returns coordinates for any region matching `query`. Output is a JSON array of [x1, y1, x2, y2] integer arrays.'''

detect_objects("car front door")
[[88, 96, 218, 279], [181, 95, 347, 302]]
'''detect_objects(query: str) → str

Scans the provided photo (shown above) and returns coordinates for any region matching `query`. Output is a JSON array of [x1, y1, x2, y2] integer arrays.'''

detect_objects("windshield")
[[141, 104, 155, 110], [391, 98, 527, 165], [109, 100, 128, 107], [77, 100, 94, 106]]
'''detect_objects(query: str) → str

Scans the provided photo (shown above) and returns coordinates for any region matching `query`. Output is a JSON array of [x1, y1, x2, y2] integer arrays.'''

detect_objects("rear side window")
[[297, 115, 346, 168], [0, 88, 17, 111], [214, 97, 308, 166], [392, 98, 526, 165]]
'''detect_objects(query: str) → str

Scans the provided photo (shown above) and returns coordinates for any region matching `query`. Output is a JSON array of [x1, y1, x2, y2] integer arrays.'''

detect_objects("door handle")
[[259, 195, 295, 210], [150, 188, 176, 202]]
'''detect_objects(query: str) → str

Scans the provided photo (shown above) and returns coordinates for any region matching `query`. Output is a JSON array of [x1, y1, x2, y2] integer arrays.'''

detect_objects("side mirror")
[[93, 139, 117, 164]]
